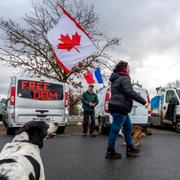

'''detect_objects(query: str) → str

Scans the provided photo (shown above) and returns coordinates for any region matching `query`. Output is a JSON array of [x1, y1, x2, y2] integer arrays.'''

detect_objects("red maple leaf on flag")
[[57, 32, 81, 53]]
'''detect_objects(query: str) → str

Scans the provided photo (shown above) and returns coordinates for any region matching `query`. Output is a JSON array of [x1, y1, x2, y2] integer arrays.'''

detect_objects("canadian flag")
[[47, 4, 98, 74]]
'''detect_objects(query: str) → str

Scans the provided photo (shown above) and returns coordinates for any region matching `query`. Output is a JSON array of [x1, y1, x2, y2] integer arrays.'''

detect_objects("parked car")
[[95, 85, 151, 134], [4, 76, 69, 135]]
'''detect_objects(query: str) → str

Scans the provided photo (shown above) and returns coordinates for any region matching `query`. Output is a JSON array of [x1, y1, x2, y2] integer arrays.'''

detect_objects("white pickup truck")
[[150, 87, 180, 132]]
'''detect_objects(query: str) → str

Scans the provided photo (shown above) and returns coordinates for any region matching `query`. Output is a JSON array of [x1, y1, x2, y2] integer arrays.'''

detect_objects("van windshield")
[[17, 80, 63, 101]]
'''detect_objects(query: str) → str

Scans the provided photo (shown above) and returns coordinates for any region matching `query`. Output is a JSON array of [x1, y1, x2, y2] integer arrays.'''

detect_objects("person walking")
[[105, 60, 148, 159], [81, 84, 99, 137]]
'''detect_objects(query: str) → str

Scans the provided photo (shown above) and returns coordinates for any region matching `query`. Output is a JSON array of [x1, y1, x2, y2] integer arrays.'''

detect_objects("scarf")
[[117, 72, 131, 79]]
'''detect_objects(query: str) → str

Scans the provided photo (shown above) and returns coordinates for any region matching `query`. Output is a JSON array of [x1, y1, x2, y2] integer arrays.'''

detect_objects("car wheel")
[[56, 126, 66, 134], [175, 121, 180, 133], [6, 128, 15, 135]]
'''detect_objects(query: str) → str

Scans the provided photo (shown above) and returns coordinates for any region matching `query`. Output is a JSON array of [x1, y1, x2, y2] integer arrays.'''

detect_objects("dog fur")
[[132, 126, 147, 147], [0, 121, 58, 180], [119, 126, 150, 147]]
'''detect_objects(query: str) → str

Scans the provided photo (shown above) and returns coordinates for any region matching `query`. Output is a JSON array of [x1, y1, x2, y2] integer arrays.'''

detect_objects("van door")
[[163, 90, 177, 119], [129, 88, 148, 125], [15, 79, 65, 125]]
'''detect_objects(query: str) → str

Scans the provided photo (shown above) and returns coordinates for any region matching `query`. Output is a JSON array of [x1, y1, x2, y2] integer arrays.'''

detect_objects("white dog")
[[0, 121, 58, 180]]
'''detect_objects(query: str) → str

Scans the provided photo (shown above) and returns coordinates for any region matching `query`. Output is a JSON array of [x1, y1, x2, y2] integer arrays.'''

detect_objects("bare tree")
[[0, 0, 120, 112], [0, 0, 120, 87], [68, 89, 82, 115]]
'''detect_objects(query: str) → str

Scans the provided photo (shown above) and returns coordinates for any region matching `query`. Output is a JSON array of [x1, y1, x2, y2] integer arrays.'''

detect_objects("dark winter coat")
[[81, 91, 99, 112], [108, 73, 146, 114]]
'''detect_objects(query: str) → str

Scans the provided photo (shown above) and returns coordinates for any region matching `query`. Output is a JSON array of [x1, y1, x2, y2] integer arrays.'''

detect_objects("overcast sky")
[[0, 0, 180, 96]]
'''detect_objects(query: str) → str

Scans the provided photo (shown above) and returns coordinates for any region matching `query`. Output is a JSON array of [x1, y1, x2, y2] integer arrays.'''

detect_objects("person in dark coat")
[[81, 85, 99, 137], [105, 60, 148, 159]]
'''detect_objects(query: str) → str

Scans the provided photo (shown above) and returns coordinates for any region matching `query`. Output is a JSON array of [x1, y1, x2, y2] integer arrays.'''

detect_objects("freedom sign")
[[18, 80, 63, 101], [47, 4, 97, 74]]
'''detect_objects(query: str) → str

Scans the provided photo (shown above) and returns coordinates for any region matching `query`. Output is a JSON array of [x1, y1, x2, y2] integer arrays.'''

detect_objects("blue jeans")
[[108, 113, 132, 149]]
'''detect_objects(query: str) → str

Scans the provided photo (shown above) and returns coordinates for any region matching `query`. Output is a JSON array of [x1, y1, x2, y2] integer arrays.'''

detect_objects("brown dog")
[[120, 126, 152, 147], [132, 126, 147, 147]]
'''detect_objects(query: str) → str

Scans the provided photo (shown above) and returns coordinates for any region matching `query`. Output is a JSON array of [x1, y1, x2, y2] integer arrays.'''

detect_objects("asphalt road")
[[0, 128, 179, 180]]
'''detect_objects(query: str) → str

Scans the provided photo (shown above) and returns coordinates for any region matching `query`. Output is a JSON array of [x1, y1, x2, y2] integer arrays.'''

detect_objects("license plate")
[[32, 117, 51, 122]]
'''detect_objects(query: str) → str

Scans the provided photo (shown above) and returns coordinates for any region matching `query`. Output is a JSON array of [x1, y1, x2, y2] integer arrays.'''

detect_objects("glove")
[[144, 103, 149, 109]]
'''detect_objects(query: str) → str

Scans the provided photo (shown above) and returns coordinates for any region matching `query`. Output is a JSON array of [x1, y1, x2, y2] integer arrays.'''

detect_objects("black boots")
[[126, 144, 140, 157], [106, 145, 140, 159], [105, 148, 122, 159]]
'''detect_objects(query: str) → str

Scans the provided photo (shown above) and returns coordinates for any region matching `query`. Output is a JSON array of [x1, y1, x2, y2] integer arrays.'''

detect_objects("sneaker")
[[105, 148, 122, 159], [126, 144, 140, 157]]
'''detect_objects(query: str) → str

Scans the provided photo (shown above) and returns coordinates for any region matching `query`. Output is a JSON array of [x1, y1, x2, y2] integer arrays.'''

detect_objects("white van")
[[95, 85, 151, 134], [4, 76, 69, 135]]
